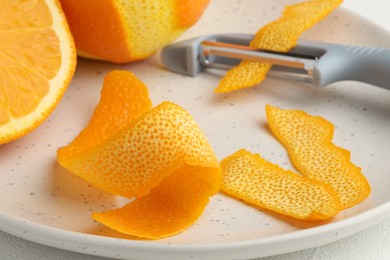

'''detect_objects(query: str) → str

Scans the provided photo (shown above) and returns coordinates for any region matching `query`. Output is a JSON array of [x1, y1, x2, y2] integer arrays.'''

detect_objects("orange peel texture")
[[58, 70, 152, 160], [175, 0, 210, 28], [57, 70, 221, 239], [59, 0, 210, 63], [215, 0, 343, 93], [266, 105, 370, 209], [221, 149, 341, 220]]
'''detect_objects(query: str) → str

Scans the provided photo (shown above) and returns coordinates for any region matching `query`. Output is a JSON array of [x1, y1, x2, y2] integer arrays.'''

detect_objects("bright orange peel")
[[94, 164, 219, 239], [266, 105, 370, 209], [57, 70, 152, 160], [57, 70, 221, 239], [59, 0, 210, 63], [215, 0, 343, 93], [221, 149, 341, 220]]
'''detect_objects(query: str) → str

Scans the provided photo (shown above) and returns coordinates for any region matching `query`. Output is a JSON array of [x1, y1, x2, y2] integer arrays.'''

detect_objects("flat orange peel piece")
[[57, 70, 221, 239], [215, 0, 343, 93], [221, 149, 341, 220], [266, 105, 370, 209]]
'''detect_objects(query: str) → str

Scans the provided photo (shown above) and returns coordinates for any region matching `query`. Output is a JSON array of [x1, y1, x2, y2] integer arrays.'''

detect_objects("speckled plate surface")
[[1, 1, 390, 259]]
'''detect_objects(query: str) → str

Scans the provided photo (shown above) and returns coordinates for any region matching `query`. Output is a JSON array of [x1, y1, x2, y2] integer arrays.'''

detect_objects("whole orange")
[[59, 0, 210, 63]]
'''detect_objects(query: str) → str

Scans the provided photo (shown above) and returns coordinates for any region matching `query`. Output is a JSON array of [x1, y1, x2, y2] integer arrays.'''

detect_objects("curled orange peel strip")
[[215, 0, 343, 93], [221, 149, 341, 220], [265, 105, 370, 209], [57, 70, 152, 160], [57, 70, 221, 239]]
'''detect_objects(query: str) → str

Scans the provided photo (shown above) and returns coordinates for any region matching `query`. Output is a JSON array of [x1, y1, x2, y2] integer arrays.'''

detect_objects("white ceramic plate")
[[1, 0, 390, 259]]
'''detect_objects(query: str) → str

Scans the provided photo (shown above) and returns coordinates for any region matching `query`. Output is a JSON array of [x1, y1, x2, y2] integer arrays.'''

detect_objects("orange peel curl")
[[57, 70, 221, 239], [221, 149, 341, 220], [266, 105, 370, 209], [215, 0, 343, 93]]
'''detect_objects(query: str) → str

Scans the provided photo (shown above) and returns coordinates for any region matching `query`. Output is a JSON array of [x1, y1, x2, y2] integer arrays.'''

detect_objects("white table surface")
[[1, 1, 390, 259]]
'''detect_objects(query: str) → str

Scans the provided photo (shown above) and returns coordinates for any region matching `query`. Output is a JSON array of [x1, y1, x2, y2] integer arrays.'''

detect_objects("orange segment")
[[59, 0, 210, 63], [266, 105, 370, 209], [215, 0, 342, 93], [221, 149, 341, 220], [57, 71, 220, 238], [0, 0, 76, 144]]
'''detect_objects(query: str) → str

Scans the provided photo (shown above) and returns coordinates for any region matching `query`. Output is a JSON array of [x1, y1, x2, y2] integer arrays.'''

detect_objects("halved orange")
[[0, 0, 77, 144]]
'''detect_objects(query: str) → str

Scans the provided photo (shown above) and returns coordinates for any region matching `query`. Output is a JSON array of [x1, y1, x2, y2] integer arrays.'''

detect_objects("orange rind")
[[59, 0, 210, 63], [57, 70, 221, 239], [93, 164, 219, 239], [266, 105, 370, 209], [57, 70, 152, 160], [215, 0, 343, 93], [221, 149, 341, 220]]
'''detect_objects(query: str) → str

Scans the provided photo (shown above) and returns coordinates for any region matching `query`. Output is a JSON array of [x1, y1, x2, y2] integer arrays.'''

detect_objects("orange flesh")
[[215, 0, 343, 93], [266, 105, 370, 209], [221, 149, 341, 220], [0, 0, 76, 145], [0, 1, 59, 121]]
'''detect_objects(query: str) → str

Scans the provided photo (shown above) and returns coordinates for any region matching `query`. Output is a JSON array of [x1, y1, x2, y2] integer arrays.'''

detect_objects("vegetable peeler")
[[161, 34, 390, 90]]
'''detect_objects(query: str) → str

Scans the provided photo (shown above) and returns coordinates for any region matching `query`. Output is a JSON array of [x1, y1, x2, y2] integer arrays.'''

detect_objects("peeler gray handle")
[[303, 41, 390, 89], [161, 33, 390, 90]]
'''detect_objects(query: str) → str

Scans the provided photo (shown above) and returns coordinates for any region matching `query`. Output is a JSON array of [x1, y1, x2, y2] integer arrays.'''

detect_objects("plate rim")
[[1, 201, 389, 259], [1, 2, 390, 260]]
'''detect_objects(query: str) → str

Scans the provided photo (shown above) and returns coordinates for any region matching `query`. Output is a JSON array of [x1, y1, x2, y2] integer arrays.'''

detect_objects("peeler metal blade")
[[161, 33, 390, 90]]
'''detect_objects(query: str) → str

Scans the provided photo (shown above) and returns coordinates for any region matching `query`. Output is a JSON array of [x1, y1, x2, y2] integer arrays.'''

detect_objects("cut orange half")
[[0, 0, 77, 144]]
